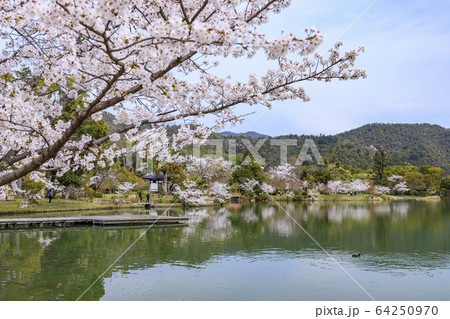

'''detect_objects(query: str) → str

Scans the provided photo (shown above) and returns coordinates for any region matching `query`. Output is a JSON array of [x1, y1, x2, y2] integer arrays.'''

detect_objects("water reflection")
[[0, 200, 449, 300]]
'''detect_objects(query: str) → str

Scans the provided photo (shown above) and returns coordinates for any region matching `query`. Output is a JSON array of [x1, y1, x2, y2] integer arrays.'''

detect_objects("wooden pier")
[[0, 215, 189, 229]]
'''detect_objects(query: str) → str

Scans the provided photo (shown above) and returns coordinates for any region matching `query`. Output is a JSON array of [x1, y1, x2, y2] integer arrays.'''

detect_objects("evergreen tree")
[[372, 149, 391, 186]]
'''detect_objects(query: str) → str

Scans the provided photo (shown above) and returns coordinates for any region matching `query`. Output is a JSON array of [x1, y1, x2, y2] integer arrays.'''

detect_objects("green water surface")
[[0, 199, 449, 300]]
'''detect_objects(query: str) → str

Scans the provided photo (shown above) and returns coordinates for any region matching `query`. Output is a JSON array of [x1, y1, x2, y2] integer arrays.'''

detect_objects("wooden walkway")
[[0, 215, 189, 229]]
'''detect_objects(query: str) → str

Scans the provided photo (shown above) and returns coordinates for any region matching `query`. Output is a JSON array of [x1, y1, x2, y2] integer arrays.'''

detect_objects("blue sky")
[[217, 0, 450, 136]]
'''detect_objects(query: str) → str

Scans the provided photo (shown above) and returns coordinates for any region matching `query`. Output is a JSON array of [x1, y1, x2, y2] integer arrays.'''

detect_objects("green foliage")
[[231, 159, 265, 184], [229, 183, 241, 193], [312, 169, 332, 183], [85, 187, 95, 198], [97, 161, 146, 193], [329, 165, 352, 182], [57, 169, 84, 188], [338, 123, 450, 172], [351, 173, 369, 180], [404, 171, 426, 195], [94, 192, 103, 198], [22, 176, 45, 194], [385, 165, 417, 176], [156, 162, 186, 187], [418, 166, 444, 191], [292, 194, 304, 201], [231, 167, 254, 184], [256, 193, 269, 201], [112, 161, 144, 184], [441, 177, 450, 191], [372, 149, 390, 186], [77, 119, 109, 139]]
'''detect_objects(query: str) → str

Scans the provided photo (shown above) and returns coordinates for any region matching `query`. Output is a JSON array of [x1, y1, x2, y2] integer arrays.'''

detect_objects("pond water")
[[0, 199, 449, 301]]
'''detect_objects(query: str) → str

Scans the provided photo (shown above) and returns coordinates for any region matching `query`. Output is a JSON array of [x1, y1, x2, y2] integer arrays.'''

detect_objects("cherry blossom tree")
[[338, 182, 351, 194], [327, 180, 343, 195], [174, 180, 207, 205], [307, 188, 319, 197], [208, 181, 229, 203], [0, 1, 366, 188], [347, 179, 369, 194], [117, 182, 136, 198], [241, 178, 259, 194], [269, 163, 299, 190], [299, 180, 309, 191], [182, 155, 233, 181], [261, 182, 275, 194], [374, 185, 390, 195], [392, 181, 409, 195], [388, 175, 403, 183]]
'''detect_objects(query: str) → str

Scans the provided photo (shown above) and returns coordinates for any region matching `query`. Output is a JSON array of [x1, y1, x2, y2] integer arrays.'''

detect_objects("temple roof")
[[142, 172, 165, 181]]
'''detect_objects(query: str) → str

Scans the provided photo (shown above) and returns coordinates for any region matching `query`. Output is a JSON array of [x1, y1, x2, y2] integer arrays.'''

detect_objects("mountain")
[[219, 131, 271, 138], [336, 123, 449, 169], [214, 123, 449, 172], [101, 112, 449, 172]]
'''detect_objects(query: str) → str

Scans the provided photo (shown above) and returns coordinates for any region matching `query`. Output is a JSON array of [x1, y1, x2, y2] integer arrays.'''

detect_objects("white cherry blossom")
[[0, 1, 366, 186], [374, 185, 390, 195], [261, 182, 275, 194], [209, 182, 230, 203], [392, 181, 409, 194], [241, 178, 259, 193], [327, 181, 343, 194], [174, 180, 208, 206]]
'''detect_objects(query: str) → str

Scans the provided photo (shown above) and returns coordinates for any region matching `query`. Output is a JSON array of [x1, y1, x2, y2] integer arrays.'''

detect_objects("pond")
[[0, 199, 449, 300]]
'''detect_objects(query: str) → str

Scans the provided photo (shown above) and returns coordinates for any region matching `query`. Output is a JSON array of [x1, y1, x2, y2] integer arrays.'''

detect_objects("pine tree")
[[373, 149, 391, 186]]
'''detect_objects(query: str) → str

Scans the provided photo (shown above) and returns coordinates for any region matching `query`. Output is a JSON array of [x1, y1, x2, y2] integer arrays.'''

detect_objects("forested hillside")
[[337, 123, 449, 170], [102, 112, 449, 172], [212, 123, 449, 172]]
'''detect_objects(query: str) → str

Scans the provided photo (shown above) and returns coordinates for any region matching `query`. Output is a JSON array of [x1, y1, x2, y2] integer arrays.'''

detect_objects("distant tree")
[[174, 180, 207, 206], [418, 166, 444, 192], [182, 156, 233, 182], [440, 177, 450, 195], [327, 181, 343, 195], [231, 168, 254, 185], [117, 182, 136, 197], [404, 171, 426, 195], [57, 170, 84, 188], [241, 179, 260, 194], [76, 119, 109, 139], [261, 182, 275, 195], [372, 149, 391, 186], [329, 165, 352, 182], [231, 159, 265, 185], [21, 175, 46, 204], [312, 169, 332, 184], [269, 163, 300, 191], [374, 185, 390, 195], [348, 179, 370, 194], [156, 162, 187, 194], [208, 182, 230, 203], [392, 181, 409, 195]]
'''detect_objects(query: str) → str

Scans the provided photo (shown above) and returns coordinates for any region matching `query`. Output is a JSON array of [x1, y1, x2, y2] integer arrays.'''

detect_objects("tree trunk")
[[163, 172, 168, 195]]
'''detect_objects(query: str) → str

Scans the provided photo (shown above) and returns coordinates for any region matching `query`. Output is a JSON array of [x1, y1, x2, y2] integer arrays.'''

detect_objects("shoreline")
[[0, 202, 187, 216], [0, 195, 441, 216]]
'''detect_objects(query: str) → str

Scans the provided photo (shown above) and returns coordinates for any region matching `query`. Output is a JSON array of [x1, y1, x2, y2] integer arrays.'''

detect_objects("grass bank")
[[0, 199, 144, 215], [0, 197, 217, 215]]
